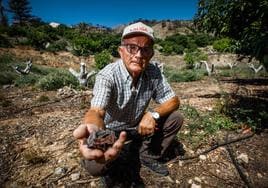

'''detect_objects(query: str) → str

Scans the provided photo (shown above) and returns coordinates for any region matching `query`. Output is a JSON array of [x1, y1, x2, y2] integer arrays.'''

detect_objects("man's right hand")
[[73, 124, 127, 163]]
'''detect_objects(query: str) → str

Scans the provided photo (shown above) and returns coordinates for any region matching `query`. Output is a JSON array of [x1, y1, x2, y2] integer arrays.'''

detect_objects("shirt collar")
[[118, 59, 131, 82]]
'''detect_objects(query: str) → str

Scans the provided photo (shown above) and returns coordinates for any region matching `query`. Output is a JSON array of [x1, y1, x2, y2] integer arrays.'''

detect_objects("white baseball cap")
[[122, 22, 155, 41]]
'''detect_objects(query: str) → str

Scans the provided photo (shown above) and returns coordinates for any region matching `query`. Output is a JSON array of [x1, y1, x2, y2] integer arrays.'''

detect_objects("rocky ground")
[[0, 76, 267, 187]]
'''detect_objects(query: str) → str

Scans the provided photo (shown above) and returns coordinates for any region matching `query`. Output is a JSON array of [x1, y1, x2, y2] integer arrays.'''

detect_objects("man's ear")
[[118, 46, 123, 58]]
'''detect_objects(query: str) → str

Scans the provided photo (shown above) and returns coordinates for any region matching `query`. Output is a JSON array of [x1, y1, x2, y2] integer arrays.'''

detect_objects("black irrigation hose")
[[225, 133, 254, 188], [168, 132, 255, 164]]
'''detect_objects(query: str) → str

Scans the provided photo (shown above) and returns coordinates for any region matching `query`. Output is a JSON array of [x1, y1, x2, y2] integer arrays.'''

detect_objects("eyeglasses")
[[122, 44, 153, 57]]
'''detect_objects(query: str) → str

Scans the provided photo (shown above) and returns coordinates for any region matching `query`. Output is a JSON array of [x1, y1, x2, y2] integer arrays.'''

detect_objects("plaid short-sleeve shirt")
[[91, 59, 175, 130]]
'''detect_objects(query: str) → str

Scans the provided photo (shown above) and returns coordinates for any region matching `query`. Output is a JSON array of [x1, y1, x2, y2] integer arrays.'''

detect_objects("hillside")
[[113, 20, 194, 39]]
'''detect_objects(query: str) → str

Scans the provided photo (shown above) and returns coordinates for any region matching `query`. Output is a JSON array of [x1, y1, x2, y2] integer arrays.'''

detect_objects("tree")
[[8, 0, 33, 25], [0, 0, 8, 26], [194, 0, 268, 69]]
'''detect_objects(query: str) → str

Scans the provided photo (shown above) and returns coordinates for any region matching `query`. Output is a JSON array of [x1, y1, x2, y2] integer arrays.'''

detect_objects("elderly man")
[[73, 22, 183, 187]]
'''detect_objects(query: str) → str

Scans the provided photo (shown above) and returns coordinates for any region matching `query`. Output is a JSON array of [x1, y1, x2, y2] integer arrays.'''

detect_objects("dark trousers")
[[82, 111, 183, 176]]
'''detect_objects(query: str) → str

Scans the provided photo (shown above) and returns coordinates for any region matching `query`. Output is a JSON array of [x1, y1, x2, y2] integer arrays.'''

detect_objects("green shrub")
[[94, 50, 112, 70], [213, 38, 234, 53], [0, 54, 17, 85], [192, 34, 214, 47], [166, 69, 206, 82], [181, 104, 200, 120], [36, 69, 78, 90], [0, 71, 17, 85], [184, 50, 208, 69], [0, 35, 12, 48], [202, 114, 236, 134], [0, 53, 14, 70], [14, 74, 40, 87], [30, 64, 55, 75], [46, 39, 68, 52]]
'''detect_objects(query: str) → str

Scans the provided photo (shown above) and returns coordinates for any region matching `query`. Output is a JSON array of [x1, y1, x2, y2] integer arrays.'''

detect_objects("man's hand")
[[73, 124, 127, 163], [138, 112, 157, 136]]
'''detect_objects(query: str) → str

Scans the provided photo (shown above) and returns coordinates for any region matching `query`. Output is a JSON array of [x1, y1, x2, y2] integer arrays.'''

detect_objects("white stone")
[[191, 183, 202, 188], [54, 167, 67, 175], [188, 179, 193, 184], [71, 173, 80, 181], [257, 173, 263, 178], [194, 177, 202, 183], [237, 153, 249, 164], [199, 155, 206, 160], [90, 181, 97, 187]]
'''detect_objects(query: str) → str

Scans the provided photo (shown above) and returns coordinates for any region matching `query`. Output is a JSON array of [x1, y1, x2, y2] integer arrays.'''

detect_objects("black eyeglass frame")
[[121, 44, 154, 57]]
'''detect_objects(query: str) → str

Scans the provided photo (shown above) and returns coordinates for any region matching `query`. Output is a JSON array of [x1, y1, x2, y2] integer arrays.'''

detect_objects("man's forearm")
[[154, 96, 180, 117], [84, 107, 105, 129]]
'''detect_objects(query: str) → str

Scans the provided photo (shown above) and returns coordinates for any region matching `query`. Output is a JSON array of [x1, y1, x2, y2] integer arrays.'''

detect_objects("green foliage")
[[0, 54, 17, 85], [164, 66, 206, 82], [36, 69, 79, 91], [0, 35, 12, 47], [221, 95, 267, 131], [192, 33, 214, 47], [202, 114, 236, 133], [14, 74, 40, 87], [157, 33, 215, 55], [212, 38, 234, 53], [216, 64, 267, 79], [94, 50, 112, 70], [46, 39, 68, 52], [181, 104, 200, 120], [194, 0, 268, 67], [184, 49, 208, 69], [179, 104, 237, 149], [0, 54, 80, 90]]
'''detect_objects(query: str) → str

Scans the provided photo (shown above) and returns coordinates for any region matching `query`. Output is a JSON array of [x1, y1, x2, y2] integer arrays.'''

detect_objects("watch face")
[[152, 112, 160, 120]]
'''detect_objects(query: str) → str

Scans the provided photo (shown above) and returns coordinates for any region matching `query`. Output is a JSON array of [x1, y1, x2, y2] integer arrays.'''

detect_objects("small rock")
[[189, 150, 195, 154], [257, 173, 263, 178], [188, 179, 193, 184], [71, 173, 80, 181], [237, 153, 249, 164], [194, 177, 202, 183], [90, 181, 97, 187], [175, 180, 180, 184], [54, 167, 67, 175], [165, 176, 175, 183], [199, 155, 206, 160], [179, 160, 183, 167], [3, 85, 11, 89], [67, 153, 73, 158], [191, 183, 201, 188], [216, 169, 220, 173]]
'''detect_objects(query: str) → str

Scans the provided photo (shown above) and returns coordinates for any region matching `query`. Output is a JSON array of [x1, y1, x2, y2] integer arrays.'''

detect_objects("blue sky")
[[5, 0, 199, 28]]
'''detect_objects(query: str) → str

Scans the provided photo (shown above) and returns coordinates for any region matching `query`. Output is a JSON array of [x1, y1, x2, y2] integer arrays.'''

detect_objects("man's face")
[[118, 35, 154, 78]]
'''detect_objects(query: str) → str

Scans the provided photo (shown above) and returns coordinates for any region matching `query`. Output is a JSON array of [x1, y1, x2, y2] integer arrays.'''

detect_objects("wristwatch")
[[149, 111, 160, 121]]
